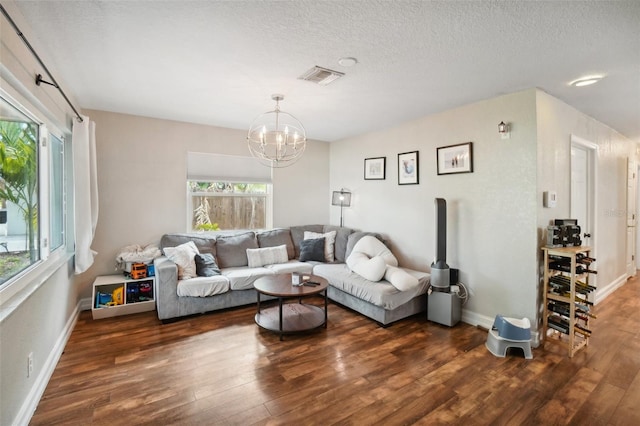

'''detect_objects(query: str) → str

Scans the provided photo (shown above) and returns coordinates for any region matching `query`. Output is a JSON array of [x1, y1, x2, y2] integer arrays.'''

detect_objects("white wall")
[[536, 90, 635, 302], [330, 89, 540, 327], [75, 110, 330, 299], [1, 2, 78, 425]]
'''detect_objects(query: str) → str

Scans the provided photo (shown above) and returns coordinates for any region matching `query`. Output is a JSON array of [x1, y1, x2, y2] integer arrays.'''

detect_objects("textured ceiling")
[[11, 0, 640, 142]]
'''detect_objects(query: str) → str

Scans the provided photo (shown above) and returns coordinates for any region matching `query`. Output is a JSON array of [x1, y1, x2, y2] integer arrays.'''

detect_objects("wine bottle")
[[575, 253, 596, 264], [574, 323, 592, 337], [549, 275, 595, 292], [548, 261, 597, 275]]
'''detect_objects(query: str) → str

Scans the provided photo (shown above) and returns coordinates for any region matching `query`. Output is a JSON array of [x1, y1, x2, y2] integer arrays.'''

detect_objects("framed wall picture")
[[398, 151, 419, 185], [364, 157, 386, 180], [437, 142, 473, 175]]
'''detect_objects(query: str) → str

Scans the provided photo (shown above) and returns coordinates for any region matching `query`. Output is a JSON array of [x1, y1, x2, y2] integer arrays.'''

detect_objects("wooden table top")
[[254, 274, 328, 297]]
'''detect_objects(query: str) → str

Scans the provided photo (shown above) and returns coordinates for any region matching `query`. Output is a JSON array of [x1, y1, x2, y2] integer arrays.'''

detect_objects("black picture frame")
[[398, 151, 419, 185], [436, 142, 473, 175], [364, 157, 386, 180]]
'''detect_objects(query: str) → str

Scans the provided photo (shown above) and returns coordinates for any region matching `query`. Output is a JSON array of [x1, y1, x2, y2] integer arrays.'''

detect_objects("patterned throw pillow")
[[164, 241, 199, 280], [246, 245, 289, 268]]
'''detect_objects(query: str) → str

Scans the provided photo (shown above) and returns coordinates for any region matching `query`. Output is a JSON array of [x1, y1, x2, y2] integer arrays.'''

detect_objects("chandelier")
[[247, 94, 306, 168]]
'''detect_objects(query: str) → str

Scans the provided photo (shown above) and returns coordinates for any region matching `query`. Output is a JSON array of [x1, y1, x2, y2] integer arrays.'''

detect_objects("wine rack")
[[542, 246, 596, 358]]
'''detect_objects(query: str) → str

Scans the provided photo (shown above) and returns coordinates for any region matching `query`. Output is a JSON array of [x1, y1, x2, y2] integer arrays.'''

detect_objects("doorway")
[[570, 135, 597, 284]]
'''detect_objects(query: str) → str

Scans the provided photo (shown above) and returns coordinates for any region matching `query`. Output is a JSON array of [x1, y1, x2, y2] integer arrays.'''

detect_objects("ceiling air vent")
[[298, 66, 345, 86]]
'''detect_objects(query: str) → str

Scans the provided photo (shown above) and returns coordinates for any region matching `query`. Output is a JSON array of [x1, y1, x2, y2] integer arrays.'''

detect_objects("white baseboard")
[[461, 308, 541, 348], [595, 273, 628, 305], [79, 296, 92, 311], [13, 300, 82, 426], [461, 308, 494, 330]]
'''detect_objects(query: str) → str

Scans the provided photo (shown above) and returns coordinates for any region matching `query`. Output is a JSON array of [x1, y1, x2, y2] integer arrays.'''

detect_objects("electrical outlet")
[[27, 352, 33, 378]]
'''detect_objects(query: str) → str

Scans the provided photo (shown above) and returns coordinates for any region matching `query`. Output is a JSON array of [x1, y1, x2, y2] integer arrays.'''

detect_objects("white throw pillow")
[[384, 265, 419, 291], [246, 245, 289, 268], [164, 241, 200, 280], [304, 230, 337, 262], [349, 235, 398, 267], [346, 236, 401, 283], [347, 252, 387, 281]]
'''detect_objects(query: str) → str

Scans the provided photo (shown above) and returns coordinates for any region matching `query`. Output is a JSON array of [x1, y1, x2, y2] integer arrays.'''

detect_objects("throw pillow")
[[246, 245, 289, 268], [304, 230, 337, 262], [346, 236, 399, 282], [299, 238, 326, 262], [384, 265, 419, 291], [164, 241, 199, 280], [256, 229, 295, 259], [194, 253, 221, 277]]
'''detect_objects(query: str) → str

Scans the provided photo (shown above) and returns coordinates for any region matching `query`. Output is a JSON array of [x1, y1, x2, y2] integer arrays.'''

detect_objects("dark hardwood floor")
[[31, 277, 640, 425]]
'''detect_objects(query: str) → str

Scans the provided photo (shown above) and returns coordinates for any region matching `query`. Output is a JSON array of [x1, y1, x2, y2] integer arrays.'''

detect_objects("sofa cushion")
[[216, 231, 258, 268], [163, 241, 199, 280], [222, 266, 275, 290], [266, 260, 314, 275], [290, 225, 324, 258], [194, 253, 221, 277], [256, 228, 295, 259], [299, 237, 326, 262], [246, 245, 289, 268], [160, 233, 216, 256], [177, 275, 230, 297], [304, 230, 337, 262], [323, 225, 354, 263], [313, 263, 430, 310]]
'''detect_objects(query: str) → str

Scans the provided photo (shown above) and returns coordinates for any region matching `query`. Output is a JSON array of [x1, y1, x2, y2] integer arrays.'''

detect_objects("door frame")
[[570, 134, 598, 256]]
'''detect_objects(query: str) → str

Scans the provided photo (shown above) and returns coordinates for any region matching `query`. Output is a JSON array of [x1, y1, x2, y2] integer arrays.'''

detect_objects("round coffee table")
[[254, 274, 328, 340]]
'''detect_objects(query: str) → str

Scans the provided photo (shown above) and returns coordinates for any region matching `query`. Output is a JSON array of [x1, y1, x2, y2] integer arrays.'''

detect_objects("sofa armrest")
[[154, 256, 180, 321]]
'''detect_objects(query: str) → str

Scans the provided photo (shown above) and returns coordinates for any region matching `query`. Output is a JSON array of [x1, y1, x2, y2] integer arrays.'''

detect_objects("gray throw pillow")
[[195, 253, 221, 277], [299, 237, 326, 262], [290, 225, 325, 258], [256, 228, 295, 259]]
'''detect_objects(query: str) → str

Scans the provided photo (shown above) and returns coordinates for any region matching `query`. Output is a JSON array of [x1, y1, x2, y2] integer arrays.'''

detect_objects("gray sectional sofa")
[[155, 225, 430, 325]]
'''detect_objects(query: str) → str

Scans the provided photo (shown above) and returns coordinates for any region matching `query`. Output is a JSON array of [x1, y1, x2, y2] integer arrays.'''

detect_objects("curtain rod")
[[0, 3, 84, 122]]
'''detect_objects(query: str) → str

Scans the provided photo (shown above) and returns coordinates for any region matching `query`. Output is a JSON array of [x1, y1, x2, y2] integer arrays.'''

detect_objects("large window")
[[188, 181, 269, 231], [186, 152, 272, 231], [0, 94, 65, 286]]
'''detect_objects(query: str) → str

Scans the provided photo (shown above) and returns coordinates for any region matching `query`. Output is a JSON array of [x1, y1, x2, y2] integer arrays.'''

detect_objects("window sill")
[[0, 250, 74, 323]]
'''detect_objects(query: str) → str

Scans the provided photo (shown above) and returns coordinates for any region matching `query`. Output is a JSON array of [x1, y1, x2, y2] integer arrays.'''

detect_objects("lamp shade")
[[332, 190, 351, 207]]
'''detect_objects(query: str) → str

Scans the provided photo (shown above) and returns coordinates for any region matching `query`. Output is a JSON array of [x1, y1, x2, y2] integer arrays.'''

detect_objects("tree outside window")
[[0, 119, 39, 284], [188, 182, 268, 231]]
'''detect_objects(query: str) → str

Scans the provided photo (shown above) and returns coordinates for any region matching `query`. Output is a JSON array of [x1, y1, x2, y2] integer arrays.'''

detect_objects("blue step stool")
[[485, 315, 533, 359]]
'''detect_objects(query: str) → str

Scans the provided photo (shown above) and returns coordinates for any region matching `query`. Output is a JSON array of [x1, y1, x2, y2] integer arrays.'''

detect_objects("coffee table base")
[[255, 303, 326, 340]]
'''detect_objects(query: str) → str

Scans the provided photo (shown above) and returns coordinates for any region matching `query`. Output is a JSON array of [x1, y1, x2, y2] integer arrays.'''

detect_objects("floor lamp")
[[331, 189, 352, 227]]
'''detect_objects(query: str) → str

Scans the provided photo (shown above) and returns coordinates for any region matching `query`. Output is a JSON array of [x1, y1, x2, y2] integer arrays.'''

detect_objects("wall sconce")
[[331, 189, 352, 227], [498, 121, 510, 139]]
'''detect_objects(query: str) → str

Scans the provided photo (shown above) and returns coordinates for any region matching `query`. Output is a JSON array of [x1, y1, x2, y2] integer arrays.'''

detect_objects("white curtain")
[[73, 115, 99, 273]]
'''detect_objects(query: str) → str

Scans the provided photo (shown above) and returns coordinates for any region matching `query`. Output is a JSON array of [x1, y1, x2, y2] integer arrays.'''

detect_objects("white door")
[[571, 146, 589, 239], [571, 135, 597, 287], [627, 158, 637, 277]]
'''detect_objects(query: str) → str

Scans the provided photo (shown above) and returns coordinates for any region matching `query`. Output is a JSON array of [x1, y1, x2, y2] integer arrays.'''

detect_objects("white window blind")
[[187, 152, 272, 183]]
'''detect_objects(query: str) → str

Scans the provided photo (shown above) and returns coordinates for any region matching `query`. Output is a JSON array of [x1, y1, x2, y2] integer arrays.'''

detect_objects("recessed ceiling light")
[[338, 57, 358, 67], [570, 75, 604, 87]]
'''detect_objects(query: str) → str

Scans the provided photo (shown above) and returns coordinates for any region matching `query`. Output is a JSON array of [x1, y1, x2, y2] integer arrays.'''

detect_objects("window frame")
[[186, 180, 273, 232], [0, 88, 70, 307]]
